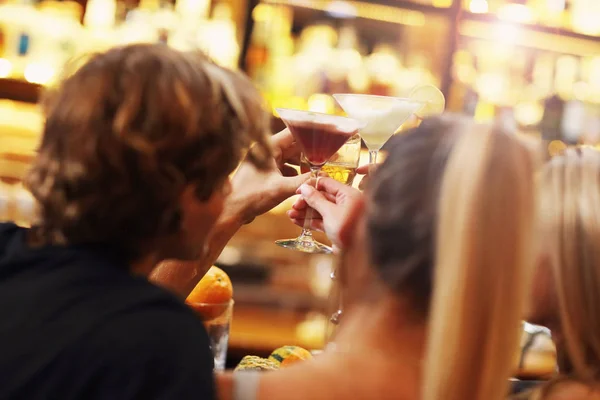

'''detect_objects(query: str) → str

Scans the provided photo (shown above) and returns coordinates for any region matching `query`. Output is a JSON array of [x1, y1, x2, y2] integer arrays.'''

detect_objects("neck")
[[130, 253, 158, 277], [334, 295, 427, 365]]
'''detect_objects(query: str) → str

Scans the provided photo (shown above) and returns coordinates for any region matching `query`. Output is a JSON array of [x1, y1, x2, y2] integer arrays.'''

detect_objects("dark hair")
[[366, 115, 463, 317], [25, 44, 271, 258]]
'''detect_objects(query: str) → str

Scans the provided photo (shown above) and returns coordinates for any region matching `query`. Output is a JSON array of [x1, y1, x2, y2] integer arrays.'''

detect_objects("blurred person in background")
[[219, 115, 537, 400], [0, 44, 307, 399], [516, 147, 600, 400]]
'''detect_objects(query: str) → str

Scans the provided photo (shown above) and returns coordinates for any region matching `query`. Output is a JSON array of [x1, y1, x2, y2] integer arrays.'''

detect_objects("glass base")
[[275, 238, 333, 255]]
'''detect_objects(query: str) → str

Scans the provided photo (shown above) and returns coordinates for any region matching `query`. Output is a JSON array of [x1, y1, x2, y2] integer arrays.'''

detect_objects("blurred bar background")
[[0, 0, 584, 370]]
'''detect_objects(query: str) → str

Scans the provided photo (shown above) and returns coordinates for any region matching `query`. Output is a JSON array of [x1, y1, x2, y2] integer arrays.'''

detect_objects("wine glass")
[[334, 86, 446, 168], [333, 94, 423, 168], [301, 134, 362, 186], [274, 108, 364, 255]]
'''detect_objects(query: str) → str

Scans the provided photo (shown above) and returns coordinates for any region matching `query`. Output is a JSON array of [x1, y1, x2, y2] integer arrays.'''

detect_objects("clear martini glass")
[[275, 108, 364, 254], [333, 94, 424, 166]]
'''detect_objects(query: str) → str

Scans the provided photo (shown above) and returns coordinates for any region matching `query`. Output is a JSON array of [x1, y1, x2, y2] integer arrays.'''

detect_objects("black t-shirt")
[[0, 223, 215, 400]]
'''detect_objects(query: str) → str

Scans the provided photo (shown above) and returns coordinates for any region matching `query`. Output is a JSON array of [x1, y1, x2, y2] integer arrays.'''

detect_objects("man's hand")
[[224, 128, 310, 225], [150, 129, 309, 297], [288, 177, 363, 250]]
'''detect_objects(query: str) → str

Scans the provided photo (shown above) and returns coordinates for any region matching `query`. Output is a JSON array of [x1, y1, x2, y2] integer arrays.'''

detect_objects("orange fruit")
[[268, 346, 313, 367], [186, 266, 233, 320]]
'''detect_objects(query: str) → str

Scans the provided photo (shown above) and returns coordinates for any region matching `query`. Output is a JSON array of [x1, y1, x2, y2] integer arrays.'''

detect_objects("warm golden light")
[[307, 94, 335, 114], [23, 63, 55, 85], [493, 22, 522, 44], [469, 0, 488, 14], [433, 0, 452, 7], [514, 102, 544, 126], [0, 59, 12, 79], [497, 4, 535, 24], [548, 140, 567, 156]]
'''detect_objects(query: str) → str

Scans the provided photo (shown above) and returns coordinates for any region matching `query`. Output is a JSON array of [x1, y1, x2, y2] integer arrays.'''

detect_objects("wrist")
[[216, 209, 244, 235], [226, 190, 259, 226]]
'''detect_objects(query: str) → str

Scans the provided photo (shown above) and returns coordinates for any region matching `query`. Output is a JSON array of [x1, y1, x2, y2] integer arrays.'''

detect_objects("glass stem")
[[369, 150, 378, 166], [298, 167, 320, 243]]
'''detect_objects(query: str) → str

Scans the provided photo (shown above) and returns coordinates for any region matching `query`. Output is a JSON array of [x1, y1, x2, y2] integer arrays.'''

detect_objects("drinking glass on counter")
[[187, 299, 234, 371]]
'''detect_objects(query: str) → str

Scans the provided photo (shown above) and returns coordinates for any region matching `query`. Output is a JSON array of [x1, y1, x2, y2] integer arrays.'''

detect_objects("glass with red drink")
[[275, 108, 364, 254]]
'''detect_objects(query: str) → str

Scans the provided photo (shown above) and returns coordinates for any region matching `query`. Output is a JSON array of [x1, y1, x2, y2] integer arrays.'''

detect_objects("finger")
[[287, 209, 323, 220], [290, 218, 324, 232], [296, 177, 317, 193], [294, 183, 337, 200], [292, 192, 335, 210], [281, 144, 303, 163], [356, 164, 379, 175], [292, 197, 308, 211], [271, 128, 304, 165], [276, 172, 311, 198], [281, 164, 299, 177], [358, 177, 368, 191], [285, 154, 302, 166], [356, 165, 370, 175], [270, 128, 294, 149], [314, 177, 359, 199], [298, 184, 335, 217]]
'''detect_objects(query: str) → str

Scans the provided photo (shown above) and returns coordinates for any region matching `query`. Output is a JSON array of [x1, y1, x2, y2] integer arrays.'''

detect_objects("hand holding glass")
[[275, 108, 364, 254]]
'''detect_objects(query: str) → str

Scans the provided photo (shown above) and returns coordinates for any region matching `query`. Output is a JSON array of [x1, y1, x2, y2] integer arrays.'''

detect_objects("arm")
[[150, 129, 309, 297]]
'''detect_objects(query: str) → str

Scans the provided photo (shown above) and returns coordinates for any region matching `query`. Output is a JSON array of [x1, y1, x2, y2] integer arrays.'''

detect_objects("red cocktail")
[[275, 108, 364, 254]]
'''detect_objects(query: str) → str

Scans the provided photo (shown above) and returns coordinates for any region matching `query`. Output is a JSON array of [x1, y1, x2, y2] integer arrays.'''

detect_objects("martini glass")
[[333, 94, 424, 167], [275, 108, 364, 254]]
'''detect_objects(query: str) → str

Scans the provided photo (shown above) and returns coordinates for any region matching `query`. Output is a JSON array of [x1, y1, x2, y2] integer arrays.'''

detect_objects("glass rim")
[[186, 299, 234, 307], [275, 107, 366, 128], [332, 93, 426, 104], [275, 107, 354, 119]]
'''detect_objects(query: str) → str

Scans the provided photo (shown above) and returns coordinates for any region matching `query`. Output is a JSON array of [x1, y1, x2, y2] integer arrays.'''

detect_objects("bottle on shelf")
[[83, 0, 117, 52]]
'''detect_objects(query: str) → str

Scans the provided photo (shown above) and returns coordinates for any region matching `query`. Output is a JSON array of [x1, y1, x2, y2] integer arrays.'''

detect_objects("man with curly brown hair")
[[0, 44, 307, 399]]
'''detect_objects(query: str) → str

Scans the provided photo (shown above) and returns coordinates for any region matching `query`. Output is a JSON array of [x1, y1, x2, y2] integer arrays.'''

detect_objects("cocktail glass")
[[300, 134, 362, 186], [275, 108, 364, 254], [333, 94, 423, 167]]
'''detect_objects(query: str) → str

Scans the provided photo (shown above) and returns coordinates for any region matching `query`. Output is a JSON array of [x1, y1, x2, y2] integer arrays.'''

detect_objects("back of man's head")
[[25, 44, 271, 260]]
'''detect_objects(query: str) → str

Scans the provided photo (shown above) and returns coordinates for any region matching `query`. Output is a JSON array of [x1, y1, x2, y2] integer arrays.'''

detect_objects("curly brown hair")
[[25, 44, 271, 259]]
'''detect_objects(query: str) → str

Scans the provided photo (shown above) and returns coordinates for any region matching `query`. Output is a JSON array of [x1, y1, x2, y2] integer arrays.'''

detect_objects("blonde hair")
[[423, 123, 537, 400], [539, 147, 600, 381]]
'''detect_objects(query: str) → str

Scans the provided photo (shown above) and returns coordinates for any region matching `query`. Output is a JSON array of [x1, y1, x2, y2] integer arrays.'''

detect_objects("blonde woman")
[[519, 147, 600, 399], [219, 115, 537, 400]]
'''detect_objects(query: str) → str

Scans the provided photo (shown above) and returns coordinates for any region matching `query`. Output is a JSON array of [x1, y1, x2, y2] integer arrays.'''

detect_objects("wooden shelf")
[[461, 11, 600, 43]]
